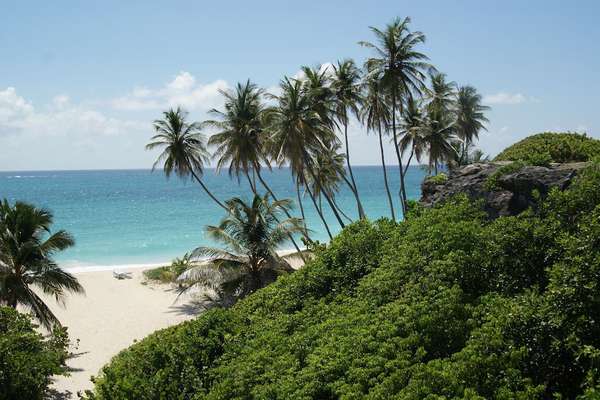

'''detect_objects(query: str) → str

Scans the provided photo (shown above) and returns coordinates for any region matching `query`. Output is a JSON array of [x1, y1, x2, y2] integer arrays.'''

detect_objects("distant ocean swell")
[[0, 166, 426, 269]]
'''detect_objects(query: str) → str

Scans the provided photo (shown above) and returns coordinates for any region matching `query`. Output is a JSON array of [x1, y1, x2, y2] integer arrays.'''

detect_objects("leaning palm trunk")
[[295, 183, 311, 239], [391, 91, 408, 216], [343, 123, 366, 219], [378, 126, 396, 220], [331, 195, 354, 223], [253, 168, 308, 262], [302, 151, 346, 228], [304, 181, 333, 240], [190, 169, 229, 211]]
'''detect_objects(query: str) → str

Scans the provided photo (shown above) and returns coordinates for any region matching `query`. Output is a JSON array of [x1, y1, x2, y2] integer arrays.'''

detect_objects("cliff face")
[[420, 162, 587, 218]]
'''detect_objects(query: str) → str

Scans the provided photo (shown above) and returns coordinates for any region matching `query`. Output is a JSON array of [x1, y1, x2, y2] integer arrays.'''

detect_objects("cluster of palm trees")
[[148, 17, 490, 304], [148, 16, 490, 232]]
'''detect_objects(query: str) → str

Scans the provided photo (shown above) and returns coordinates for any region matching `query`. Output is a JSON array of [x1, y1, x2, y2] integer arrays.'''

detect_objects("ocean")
[[0, 166, 426, 269]]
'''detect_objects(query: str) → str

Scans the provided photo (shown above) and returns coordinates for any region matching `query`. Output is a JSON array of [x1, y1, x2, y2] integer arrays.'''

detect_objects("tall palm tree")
[[360, 76, 395, 220], [304, 143, 353, 223], [265, 77, 346, 229], [178, 194, 304, 307], [299, 65, 335, 128], [359, 16, 432, 215], [331, 59, 366, 219], [399, 96, 428, 173], [206, 81, 308, 259], [205, 80, 267, 191], [421, 107, 457, 175], [146, 107, 227, 211], [0, 199, 83, 329], [455, 85, 490, 164], [426, 72, 456, 115]]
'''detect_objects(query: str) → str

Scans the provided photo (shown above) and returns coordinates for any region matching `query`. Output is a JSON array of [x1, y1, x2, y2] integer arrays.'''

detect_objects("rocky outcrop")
[[420, 162, 587, 218]]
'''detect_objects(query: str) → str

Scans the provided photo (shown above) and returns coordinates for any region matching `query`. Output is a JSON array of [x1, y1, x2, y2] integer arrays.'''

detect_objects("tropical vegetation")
[[495, 131, 600, 164], [0, 199, 83, 329], [87, 159, 600, 399], [146, 16, 491, 225], [177, 194, 304, 307], [0, 306, 70, 400]]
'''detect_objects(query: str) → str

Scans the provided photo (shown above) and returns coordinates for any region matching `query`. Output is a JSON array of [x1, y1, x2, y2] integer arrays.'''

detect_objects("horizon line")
[[0, 164, 429, 174]]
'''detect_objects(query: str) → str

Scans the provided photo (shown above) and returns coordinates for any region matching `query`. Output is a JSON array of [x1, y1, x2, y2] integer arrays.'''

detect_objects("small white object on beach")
[[112, 270, 132, 279]]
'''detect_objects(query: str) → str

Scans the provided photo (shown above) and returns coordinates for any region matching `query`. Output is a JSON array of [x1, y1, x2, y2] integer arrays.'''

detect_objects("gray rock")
[[419, 162, 587, 218]]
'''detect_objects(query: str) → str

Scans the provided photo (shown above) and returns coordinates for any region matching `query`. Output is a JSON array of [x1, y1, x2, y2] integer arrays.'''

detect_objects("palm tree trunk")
[[189, 170, 229, 212], [378, 126, 396, 220], [302, 151, 346, 228], [391, 89, 408, 217], [343, 122, 366, 219], [402, 149, 414, 176], [318, 192, 323, 214], [332, 196, 354, 223], [251, 169, 307, 262], [295, 182, 310, 238], [245, 171, 256, 192], [304, 182, 333, 240]]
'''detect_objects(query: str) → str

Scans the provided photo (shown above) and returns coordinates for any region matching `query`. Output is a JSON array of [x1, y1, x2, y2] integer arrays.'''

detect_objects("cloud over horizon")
[[110, 71, 229, 112], [483, 92, 538, 105]]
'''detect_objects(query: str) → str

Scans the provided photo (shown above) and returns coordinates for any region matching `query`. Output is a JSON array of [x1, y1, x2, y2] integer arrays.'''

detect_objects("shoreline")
[[63, 248, 302, 274]]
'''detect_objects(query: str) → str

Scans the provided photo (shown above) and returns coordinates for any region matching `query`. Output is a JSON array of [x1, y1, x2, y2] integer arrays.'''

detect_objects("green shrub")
[[88, 162, 600, 399], [143, 254, 192, 283], [495, 132, 600, 163], [484, 160, 527, 191], [0, 307, 69, 400], [426, 172, 448, 185]]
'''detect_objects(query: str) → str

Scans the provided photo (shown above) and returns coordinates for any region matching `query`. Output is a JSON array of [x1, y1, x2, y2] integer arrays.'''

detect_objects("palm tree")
[[146, 107, 227, 211], [359, 16, 432, 215], [299, 65, 335, 128], [304, 143, 354, 224], [178, 194, 304, 307], [205, 80, 267, 191], [399, 96, 428, 174], [421, 107, 457, 175], [454, 85, 490, 164], [426, 72, 456, 115], [331, 59, 366, 219], [360, 76, 395, 220], [265, 77, 346, 229], [0, 199, 83, 329], [206, 80, 308, 259]]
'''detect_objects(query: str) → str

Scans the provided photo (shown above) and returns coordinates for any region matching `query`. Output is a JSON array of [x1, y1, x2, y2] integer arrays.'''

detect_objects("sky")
[[1, 0, 599, 171]]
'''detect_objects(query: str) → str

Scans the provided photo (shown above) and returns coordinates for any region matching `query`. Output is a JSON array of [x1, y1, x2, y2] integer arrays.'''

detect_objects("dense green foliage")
[[89, 163, 600, 399], [143, 255, 191, 283], [495, 132, 600, 164], [425, 172, 448, 185], [0, 307, 69, 400]]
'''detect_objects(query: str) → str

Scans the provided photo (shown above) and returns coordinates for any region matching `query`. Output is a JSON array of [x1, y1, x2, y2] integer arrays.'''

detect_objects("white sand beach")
[[40, 267, 198, 398], [36, 252, 306, 398]]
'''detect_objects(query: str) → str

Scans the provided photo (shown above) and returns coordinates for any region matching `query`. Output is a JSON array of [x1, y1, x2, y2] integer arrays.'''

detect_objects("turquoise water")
[[0, 166, 426, 268]]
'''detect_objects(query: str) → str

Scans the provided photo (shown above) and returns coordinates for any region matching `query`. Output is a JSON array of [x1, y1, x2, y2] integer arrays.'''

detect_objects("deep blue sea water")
[[0, 166, 426, 268]]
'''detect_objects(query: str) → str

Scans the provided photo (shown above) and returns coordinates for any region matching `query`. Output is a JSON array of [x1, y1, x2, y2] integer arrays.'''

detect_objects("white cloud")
[[0, 87, 34, 123], [483, 92, 531, 105], [111, 71, 229, 112], [0, 87, 144, 138]]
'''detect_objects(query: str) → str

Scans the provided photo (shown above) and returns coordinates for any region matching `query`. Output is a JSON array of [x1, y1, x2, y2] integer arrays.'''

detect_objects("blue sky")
[[1, 0, 599, 170]]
